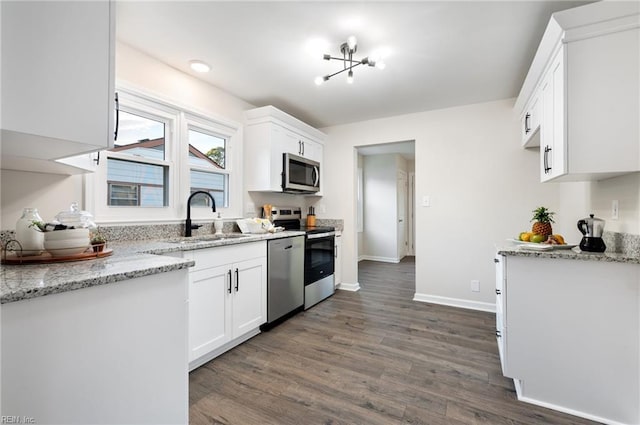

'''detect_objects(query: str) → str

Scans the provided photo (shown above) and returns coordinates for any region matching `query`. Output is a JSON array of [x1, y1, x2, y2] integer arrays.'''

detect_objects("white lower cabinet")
[[185, 242, 266, 369], [497, 253, 640, 425], [494, 254, 507, 374], [2, 270, 189, 425]]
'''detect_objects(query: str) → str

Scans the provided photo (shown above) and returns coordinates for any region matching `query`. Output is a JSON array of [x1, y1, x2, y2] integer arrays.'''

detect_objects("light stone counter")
[[0, 231, 305, 304], [496, 243, 640, 264]]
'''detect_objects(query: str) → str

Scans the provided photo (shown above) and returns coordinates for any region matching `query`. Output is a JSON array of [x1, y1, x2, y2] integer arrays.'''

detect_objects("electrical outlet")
[[612, 200, 619, 220], [471, 280, 480, 292]]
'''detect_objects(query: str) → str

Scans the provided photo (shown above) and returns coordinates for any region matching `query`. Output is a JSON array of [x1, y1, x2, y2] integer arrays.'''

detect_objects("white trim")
[[359, 255, 400, 264], [413, 293, 496, 313], [188, 328, 260, 372], [338, 282, 361, 292], [514, 381, 629, 425], [357, 255, 366, 262]]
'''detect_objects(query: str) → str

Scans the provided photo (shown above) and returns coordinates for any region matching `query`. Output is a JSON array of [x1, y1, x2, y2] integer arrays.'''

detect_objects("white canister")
[[14, 208, 45, 256], [214, 212, 224, 235]]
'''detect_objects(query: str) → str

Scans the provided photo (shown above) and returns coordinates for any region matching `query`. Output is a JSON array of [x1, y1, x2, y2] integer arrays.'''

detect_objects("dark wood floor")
[[190, 257, 600, 425]]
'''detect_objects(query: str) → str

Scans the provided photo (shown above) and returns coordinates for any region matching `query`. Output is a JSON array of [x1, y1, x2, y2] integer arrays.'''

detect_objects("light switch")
[[422, 196, 430, 207]]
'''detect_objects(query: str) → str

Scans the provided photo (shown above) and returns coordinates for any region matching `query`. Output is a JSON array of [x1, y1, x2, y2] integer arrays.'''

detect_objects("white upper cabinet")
[[520, 92, 541, 147], [244, 105, 325, 195], [0, 0, 115, 174], [515, 1, 639, 182]]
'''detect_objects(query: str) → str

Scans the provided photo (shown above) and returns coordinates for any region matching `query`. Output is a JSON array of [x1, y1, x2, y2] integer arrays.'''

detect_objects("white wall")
[[590, 173, 640, 234], [321, 98, 589, 309]]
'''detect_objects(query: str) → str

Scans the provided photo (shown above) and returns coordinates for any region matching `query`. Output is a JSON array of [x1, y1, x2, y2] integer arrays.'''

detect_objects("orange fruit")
[[520, 232, 532, 242]]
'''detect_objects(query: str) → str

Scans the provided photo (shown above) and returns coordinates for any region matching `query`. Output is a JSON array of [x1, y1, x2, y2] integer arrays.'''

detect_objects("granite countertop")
[[0, 231, 305, 304], [497, 243, 640, 265]]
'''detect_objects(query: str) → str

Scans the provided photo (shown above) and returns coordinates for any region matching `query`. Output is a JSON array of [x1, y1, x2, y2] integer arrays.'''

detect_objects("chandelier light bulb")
[[347, 35, 357, 51], [347, 70, 354, 84], [314, 76, 324, 85], [376, 60, 386, 70]]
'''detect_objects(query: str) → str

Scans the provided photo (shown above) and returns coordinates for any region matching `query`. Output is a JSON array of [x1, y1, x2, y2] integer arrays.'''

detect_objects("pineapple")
[[531, 207, 555, 237]]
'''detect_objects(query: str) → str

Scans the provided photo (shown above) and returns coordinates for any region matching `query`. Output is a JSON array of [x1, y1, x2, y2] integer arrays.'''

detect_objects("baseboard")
[[338, 281, 361, 292], [358, 255, 366, 262], [514, 380, 628, 425], [359, 255, 399, 263], [188, 328, 261, 371], [413, 293, 496, 313]]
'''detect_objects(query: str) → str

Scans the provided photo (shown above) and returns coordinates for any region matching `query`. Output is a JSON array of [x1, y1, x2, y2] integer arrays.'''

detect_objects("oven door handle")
[[306, 232, 335, 239]]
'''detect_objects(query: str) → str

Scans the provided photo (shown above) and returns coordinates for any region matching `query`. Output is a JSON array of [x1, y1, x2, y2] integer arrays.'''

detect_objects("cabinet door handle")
[[114, 92, 120, 142], [227, 270, 232, 294], [544, 146, 552, 173], [298, 140, 302, 155], [496, 330, 502, 338], [495, 289, 501, 295], [524, 113, 531, 134], [302, 141, 305, 155], [234, 268, 239, 292]]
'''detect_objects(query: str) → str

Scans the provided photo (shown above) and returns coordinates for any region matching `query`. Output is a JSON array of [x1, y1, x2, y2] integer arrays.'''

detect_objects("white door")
[[232, 257, 266, 339], [397, 171, 408, 260], [189, 265, 232, 362]]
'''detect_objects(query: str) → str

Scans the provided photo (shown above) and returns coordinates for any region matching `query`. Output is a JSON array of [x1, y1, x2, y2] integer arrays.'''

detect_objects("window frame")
[[87, 85, 242, 224]]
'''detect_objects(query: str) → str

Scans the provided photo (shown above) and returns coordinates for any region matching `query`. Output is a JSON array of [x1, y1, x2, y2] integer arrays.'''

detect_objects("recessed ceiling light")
[[190, 60, 211, 73]]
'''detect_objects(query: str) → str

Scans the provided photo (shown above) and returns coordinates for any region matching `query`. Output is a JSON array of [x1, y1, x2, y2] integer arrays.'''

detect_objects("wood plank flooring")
[[190, 257, 600, 425]]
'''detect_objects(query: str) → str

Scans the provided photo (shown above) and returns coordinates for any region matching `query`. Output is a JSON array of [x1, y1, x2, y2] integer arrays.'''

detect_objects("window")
[[188, 128, 228, 209], [89, 86, 240, 222]]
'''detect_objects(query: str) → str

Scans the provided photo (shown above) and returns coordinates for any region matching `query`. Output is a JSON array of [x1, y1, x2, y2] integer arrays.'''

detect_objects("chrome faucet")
[[185, 191, 216, 237]]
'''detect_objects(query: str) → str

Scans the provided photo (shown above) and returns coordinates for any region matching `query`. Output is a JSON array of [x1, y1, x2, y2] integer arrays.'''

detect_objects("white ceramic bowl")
[[43, 229, 90, 256], [44, 228, 89, 241]]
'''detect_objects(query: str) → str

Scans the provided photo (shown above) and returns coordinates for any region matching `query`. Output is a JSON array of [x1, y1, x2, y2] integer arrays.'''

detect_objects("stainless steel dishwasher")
[[264, 235, 305, 329]]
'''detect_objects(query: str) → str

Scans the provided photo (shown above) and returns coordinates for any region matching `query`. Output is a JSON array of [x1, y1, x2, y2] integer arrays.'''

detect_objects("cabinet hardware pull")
[[302, 141, 305, 155], [298, 140, 302, 155], [93, 151, 100, 165], [496, 330, 501, 337], [114, 92, 120, 142], [495, 289, 501, 295], [234, 268, 239, 292], [493, 258, 499, 263], [543, 145, 551, 174], [525, 113, 531, 134], [227, 270, 232, 294]]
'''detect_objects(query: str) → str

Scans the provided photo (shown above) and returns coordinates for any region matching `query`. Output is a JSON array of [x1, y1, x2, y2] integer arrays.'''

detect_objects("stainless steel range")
[[271, 206, 335, 310]]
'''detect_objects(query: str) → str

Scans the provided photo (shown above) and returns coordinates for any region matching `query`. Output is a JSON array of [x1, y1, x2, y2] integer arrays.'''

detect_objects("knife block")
[[306, 214, 316, 227]]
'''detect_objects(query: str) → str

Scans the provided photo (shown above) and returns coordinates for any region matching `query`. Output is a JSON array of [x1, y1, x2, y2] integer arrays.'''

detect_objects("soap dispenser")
[[214, 212, 223, 235]]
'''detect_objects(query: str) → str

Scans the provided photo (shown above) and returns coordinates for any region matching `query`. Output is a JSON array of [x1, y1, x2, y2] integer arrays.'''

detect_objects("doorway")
[[355, 141, 415, 293]]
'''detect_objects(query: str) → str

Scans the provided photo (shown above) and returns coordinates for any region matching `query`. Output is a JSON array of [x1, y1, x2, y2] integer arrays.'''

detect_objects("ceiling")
[[116, 1, 591, 129]]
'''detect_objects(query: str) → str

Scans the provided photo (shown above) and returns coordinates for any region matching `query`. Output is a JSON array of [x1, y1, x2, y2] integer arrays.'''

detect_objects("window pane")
[[188, 129, 225, 169], [107, 158, 167, 207], [190, 169, 227, 208], [111, 110, 165, 160]]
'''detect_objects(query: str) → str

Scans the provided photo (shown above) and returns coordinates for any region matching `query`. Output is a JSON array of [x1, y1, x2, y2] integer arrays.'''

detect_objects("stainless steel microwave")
[[282, 153, 320, 193]]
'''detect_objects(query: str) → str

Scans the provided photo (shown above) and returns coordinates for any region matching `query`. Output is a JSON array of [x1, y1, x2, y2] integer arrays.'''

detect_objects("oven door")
[[283, 153, 320, 193], [304, 234, 335, 285]]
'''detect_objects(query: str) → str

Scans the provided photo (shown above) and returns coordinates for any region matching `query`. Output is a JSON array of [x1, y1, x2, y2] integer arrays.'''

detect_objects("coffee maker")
[[577, 214, 606, 252]]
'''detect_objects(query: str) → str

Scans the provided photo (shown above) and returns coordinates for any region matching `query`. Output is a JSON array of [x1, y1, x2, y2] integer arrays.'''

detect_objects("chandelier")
[[314, 36, 385, 85]]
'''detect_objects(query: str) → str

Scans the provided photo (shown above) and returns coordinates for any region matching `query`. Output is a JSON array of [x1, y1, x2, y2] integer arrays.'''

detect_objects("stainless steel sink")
[[163, 233, 252, 245]]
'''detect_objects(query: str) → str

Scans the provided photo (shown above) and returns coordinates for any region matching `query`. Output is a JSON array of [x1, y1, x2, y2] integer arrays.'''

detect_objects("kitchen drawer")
[[185, 241, 266, 272]]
